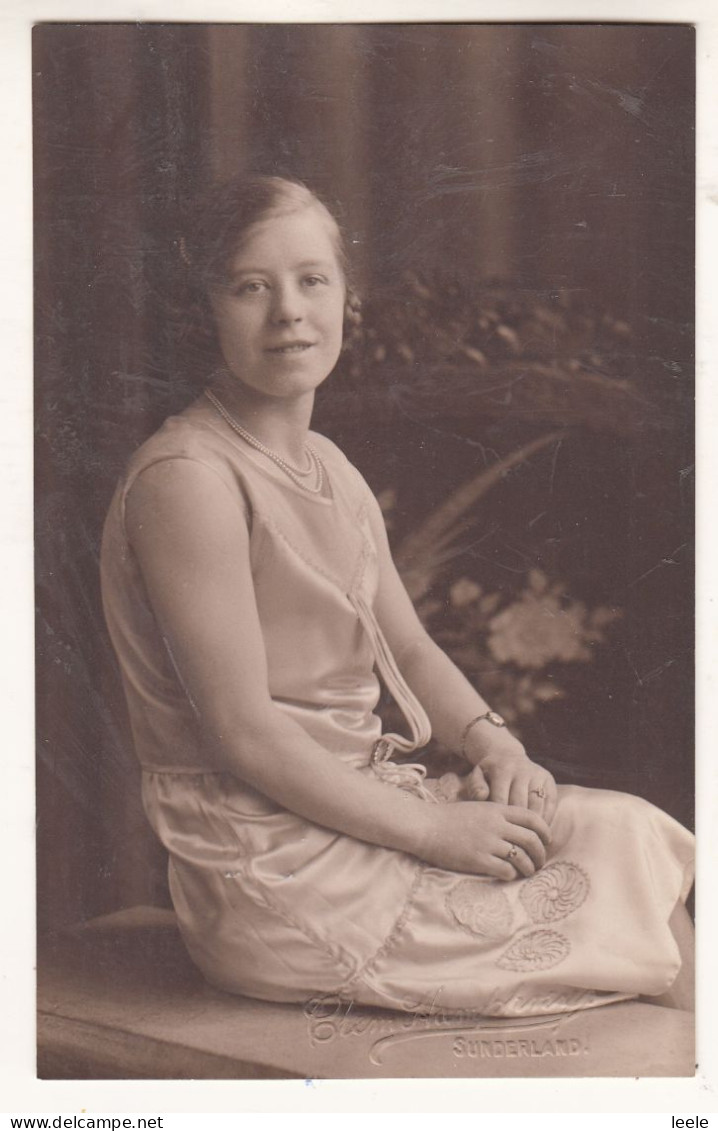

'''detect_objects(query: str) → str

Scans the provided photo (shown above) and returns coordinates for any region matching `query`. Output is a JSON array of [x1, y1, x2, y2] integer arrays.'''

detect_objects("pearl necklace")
[[204, 389, 325, 495]]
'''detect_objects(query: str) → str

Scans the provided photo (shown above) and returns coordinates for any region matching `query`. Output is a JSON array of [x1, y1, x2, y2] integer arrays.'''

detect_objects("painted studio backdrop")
[[34, 24, 694, 932]]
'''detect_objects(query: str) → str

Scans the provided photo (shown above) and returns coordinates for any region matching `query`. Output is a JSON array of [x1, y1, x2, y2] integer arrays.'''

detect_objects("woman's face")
[[209, 205, 346, 402]]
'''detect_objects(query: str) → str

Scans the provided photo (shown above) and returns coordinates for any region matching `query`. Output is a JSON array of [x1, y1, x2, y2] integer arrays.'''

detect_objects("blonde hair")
[[183, 174, 351, 290]]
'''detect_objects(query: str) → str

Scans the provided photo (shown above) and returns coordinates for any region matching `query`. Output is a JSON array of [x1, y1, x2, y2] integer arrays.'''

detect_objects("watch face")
[[487, 711, 506, 727]]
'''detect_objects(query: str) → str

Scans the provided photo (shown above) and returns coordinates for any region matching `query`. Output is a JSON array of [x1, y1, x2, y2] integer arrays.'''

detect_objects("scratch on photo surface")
[[623, 647, 676, 690], [625, 543, 688, 589]]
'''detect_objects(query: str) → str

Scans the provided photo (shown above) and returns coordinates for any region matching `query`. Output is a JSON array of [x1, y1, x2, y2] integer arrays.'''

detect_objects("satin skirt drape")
[[142, 769, 694, 1018]]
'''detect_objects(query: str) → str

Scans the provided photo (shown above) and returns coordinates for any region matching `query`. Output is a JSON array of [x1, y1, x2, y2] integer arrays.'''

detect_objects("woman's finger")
[[503, 825, 547, 871], [542, 776, 559, 824], [504, 805, 552, 845], [498, 840, 537, 878], [526, 773, 558, 823], [466, 765, 490, 801], [487, 770, 512, 806], [480, 855, 520, 883], [526, 779, 549, 817], [508, 776, 530, 811]]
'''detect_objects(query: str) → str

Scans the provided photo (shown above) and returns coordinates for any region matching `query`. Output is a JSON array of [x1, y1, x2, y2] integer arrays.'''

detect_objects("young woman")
[[101, 175, 694, 1017]]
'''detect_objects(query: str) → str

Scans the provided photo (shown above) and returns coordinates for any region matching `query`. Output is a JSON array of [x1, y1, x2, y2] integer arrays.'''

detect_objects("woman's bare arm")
[[366, 498, 557, 822], [124, 459, 550, 877]]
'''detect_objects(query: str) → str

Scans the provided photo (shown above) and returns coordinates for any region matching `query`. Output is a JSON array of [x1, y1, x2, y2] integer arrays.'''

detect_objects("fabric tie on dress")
[[349, 592, 437, 803]]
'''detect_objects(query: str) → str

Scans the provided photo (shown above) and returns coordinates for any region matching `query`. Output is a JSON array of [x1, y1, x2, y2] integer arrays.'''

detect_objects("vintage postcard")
[[5, 0, 717, 1118]]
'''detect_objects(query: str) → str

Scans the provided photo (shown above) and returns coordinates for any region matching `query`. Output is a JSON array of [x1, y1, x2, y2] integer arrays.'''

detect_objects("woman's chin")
[[229, 367, 335, 402]]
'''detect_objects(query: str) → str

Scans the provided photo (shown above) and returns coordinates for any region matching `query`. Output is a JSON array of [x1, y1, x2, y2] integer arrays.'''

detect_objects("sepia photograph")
[[33, 21, 697, 1083]]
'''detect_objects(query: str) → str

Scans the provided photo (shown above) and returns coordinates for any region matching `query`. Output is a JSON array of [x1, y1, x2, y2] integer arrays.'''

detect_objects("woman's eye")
[[303, 275, 328, 288], [236, 281, 267, 296]]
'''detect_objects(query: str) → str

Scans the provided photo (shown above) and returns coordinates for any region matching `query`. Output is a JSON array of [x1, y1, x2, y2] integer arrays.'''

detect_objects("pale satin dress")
[[100, 404, 694, 1018]]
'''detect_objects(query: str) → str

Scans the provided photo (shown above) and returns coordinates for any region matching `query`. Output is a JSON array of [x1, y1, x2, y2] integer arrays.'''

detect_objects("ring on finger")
[[505, 844, 519, 861]]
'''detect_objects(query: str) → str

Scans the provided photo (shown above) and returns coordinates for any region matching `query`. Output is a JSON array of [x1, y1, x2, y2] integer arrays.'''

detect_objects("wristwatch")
[[479, 710, 506, 728], [460, 710, 507, 757]]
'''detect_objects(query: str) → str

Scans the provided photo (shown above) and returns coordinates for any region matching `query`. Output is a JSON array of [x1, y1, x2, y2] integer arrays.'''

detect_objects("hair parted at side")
[[173, 173, 359, 374], [182, 174, 351, 290]]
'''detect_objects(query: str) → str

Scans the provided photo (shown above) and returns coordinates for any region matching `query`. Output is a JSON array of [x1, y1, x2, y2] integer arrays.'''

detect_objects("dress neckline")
[[193, 409, 335, 506]]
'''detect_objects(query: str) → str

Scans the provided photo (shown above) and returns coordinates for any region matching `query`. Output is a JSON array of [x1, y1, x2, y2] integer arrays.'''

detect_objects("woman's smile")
[[266, 340, 316, 355]]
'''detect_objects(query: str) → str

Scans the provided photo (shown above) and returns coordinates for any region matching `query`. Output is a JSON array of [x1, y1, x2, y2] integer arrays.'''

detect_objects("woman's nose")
[[270, 283, 303, 324]]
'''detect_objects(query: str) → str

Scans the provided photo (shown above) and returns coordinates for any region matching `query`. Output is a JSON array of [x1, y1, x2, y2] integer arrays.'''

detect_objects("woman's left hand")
[[465, 728, 557, 825]]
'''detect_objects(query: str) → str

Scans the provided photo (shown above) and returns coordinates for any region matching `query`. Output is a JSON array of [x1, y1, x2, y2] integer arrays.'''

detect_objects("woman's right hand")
[[417, 800, 552, 880]]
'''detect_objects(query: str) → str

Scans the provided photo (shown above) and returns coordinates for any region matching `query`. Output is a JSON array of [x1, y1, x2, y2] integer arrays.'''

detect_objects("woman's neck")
[[206, 372, 315, 466]]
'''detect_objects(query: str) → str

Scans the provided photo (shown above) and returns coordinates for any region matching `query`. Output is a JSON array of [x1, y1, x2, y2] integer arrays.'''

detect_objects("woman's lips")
[[266, 341, 315, 354]]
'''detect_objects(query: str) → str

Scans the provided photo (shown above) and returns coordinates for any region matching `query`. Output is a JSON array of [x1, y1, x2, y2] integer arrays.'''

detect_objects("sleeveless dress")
[[100, 403, 694, 1018]]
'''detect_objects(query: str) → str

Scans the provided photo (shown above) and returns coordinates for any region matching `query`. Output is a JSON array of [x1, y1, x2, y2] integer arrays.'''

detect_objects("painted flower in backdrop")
[[412, 566, 622, 730], [380, 469, 623, 734], [486, 570, 621, 670], [449, 578, 483, 608]]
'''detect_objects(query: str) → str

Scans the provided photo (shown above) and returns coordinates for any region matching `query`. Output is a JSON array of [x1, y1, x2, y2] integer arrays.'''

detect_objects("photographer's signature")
[[303, 986, 597, 1066]]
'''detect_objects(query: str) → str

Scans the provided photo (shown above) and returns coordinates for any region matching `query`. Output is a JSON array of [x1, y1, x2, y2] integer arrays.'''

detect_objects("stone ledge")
[[37, 905, 695, 1079]]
